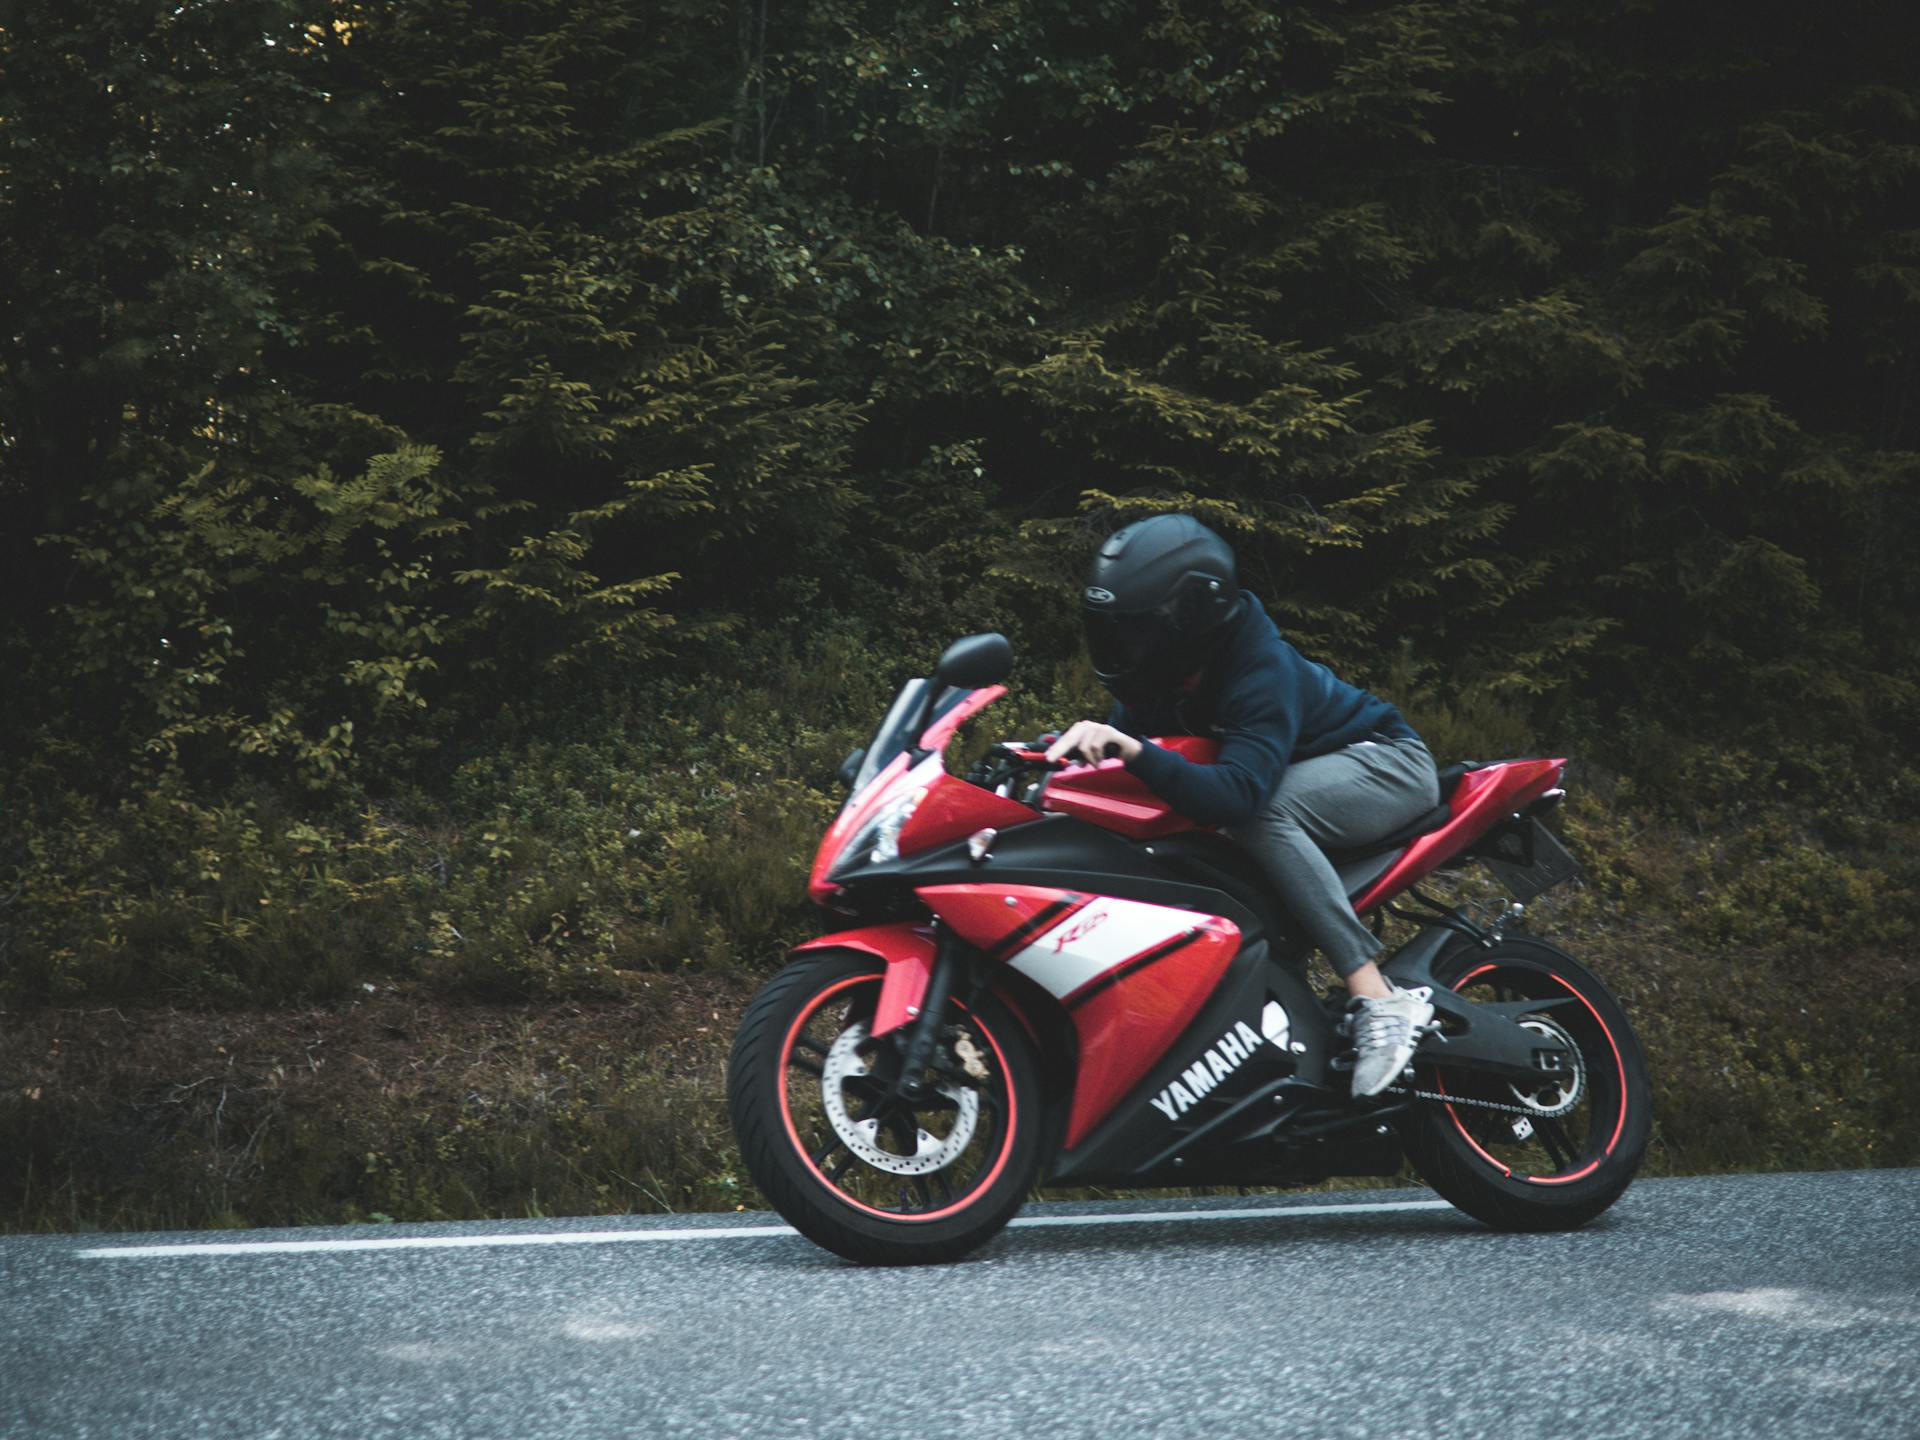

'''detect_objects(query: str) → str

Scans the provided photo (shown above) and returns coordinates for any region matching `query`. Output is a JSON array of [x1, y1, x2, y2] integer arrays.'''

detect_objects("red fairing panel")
[[1351, 758, 1566, 914], [895, 771, 1038, 860], [1055, 914, 1239, 1147], [916, 884, 1093, 960], [1041, 736, 1221, 839], [794, 923, 936, 1038], [917, 883, 1241, 1148]]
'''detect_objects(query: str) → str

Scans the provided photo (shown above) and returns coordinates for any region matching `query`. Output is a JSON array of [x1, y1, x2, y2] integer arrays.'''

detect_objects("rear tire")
[[1400, 936, 1651, 1231], [728, 949, 1043, 1265]]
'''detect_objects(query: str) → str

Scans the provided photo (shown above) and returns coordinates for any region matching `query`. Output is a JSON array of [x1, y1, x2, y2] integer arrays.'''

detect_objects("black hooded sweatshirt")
[[1108, 594, 1416, 827]]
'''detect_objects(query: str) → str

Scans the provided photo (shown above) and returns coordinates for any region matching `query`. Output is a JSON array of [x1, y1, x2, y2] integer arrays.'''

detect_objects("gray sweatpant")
[[1228, 736, 1441, 978]]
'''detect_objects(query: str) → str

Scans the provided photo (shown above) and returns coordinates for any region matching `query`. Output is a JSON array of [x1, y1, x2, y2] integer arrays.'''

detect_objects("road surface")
[[3, 1170, 1915, 1438]]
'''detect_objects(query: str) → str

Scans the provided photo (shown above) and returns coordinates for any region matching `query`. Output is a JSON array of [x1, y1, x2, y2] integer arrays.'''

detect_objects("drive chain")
[[1387, 1084, 1575, 1118]]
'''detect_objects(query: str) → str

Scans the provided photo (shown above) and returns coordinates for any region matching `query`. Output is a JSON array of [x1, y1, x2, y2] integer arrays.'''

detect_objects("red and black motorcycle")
[[727, 633, 1650, 1264]]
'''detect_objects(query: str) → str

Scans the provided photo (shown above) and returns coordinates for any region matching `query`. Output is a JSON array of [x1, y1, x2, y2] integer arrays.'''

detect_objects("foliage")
[[8, 0, 1915, 778], [1533, 771, 1920, 1177], [0, 624, 900, 1004], [37, 448, 456, 788], [1, 768, 423, 1004]]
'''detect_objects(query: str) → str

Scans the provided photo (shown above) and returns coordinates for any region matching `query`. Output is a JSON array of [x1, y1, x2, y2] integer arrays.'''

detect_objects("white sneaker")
[[1348, 985, 1434, 1098]]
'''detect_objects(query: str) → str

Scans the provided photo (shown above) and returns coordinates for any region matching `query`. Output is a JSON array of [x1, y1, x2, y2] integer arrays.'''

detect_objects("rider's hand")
[[1045, 721, 1143, 767]]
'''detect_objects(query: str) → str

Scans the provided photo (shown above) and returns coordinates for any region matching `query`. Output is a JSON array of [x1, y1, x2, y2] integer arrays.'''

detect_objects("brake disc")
[[820, 1021, 980, 1176]]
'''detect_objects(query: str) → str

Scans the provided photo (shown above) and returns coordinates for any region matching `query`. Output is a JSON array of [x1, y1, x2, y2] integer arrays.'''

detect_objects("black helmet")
[[1082, 514, 1243, 704]]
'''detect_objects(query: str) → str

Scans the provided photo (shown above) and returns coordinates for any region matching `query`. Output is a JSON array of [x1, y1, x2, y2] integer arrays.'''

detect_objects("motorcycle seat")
[[1312, 757, 1487, 867], [1144, 761, 1485, 898], [1320, 801, 1454, 867], [1435, 760, 1483, 801]]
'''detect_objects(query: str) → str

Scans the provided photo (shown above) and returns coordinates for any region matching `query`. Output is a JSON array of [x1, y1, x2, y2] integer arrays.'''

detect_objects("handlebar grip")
[[1101, 741, 1123, 760]]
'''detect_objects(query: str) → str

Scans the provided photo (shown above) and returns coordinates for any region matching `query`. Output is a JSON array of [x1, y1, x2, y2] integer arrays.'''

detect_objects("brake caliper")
[[952, 1032, 990, 1083]]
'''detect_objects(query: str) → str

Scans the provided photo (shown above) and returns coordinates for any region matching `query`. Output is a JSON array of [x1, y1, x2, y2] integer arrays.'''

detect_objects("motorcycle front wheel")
[[1399, 936, 1652, 1230], [728, 948, 1043, 1265]]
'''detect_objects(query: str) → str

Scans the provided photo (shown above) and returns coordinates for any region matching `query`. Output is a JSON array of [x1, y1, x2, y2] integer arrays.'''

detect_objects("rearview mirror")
[[934, 632, 1014, 689]]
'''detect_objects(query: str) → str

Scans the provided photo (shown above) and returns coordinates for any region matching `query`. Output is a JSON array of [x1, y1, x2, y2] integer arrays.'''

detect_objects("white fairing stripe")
[[1006, 897, 1196, 1000]]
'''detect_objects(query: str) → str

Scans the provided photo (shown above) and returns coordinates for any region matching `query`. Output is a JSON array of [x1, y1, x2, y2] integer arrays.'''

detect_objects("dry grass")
[[0, 975, 756, 1233]]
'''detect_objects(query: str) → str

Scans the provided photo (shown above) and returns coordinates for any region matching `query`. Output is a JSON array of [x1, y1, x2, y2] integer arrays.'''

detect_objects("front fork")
[[889, 925, 965, 1101], [849, 921, 992, 1102]]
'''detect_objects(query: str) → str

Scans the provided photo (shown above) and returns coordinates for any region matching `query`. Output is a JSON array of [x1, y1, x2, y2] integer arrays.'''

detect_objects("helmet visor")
[[1084, 606, 1181, 690]]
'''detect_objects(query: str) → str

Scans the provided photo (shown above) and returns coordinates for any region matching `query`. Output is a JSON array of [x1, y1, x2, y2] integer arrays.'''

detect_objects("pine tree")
[[824, 0, 1520, 671], [283, 0, 871, 678], [1355, 0, 1920, 749], [1, 0, 363, 768]]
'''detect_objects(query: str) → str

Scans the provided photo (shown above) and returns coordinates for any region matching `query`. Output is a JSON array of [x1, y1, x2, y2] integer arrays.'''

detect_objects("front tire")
[[728, 949, 1043, 1265], [1400, 936, 1651, 1231]]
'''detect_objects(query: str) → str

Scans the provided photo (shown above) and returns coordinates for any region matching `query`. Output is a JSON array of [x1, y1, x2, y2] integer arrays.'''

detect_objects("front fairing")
[[807, 682, 1030, 904]]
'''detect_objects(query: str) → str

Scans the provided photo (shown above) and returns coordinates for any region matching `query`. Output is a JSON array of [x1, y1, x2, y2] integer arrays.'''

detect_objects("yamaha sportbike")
[[726, 634, 1650, 1264]]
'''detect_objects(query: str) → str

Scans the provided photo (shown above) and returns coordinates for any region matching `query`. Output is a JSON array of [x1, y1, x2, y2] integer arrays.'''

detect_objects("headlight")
[[868, 786, 925, 864], [833, 785, 926, 876]]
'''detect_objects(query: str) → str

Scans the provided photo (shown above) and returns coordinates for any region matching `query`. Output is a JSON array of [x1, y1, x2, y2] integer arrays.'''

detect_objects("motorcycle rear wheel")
[[728, 948, 1043, 1265], [1399, 936, 1651, 1230]]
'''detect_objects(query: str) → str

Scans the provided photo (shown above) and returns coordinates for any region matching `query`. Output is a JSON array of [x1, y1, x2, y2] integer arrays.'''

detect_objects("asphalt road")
[[3, 1171, 1915, 1440]]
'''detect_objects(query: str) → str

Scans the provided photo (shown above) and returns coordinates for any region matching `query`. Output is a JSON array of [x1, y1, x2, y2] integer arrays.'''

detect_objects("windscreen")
[[846, 679, 973, 795], [1082, 608, 1150, 676]]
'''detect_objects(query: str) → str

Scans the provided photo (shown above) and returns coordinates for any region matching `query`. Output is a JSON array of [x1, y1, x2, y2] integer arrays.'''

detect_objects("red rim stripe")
[[1442, 962, 1629, 1186], [776, 975, 1018, 1225]]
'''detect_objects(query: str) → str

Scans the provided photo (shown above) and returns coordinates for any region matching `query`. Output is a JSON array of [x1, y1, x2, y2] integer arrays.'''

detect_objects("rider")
[[1045, 514, 1442, 1097]]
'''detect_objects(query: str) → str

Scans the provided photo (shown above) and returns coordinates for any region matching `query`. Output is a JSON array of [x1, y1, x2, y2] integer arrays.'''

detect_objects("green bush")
[[1, 622, 915, 1005], [2, 768, 424, 1003]]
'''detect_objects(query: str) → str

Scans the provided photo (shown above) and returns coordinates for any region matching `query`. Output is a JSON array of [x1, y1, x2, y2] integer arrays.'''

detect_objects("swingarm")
[[1383, 921, 1577, 1087]]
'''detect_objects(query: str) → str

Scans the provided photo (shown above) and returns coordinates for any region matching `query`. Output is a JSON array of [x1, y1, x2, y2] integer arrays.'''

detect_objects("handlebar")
[[988, 740, 1067, 770], [987, 737, 1125, 770], [970, 735, 1126, 804]]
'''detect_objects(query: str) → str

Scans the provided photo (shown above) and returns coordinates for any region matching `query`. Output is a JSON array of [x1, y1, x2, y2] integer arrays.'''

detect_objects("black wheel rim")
[[1424, 961, 1631, 1186]]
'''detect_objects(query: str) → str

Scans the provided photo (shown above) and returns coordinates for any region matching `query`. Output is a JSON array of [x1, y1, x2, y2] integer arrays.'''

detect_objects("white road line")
[[73, 1199, 1451, 1259], [76, 1226, 798, 1258], [1007, 1199, 1450, 1228]]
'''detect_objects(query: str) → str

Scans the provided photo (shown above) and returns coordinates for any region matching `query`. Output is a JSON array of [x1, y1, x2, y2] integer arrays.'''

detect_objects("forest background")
[[2, 0, 1916, 1231]]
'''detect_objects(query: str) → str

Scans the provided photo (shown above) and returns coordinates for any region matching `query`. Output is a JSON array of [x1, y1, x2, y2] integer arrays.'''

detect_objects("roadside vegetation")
[[2, 0, 1915, 1230], [6, 647, 1915, 1231]]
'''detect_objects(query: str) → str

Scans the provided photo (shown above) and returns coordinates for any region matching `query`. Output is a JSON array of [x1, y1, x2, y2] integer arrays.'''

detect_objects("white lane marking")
[[73, 1199, 1451, 1259], [1009, 1200, 1450, 1228], [76, 1226, 796, 1258]]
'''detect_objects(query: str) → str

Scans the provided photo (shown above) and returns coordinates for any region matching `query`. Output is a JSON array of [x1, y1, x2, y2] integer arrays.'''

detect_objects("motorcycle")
[[726, 633, 1650, 1264]]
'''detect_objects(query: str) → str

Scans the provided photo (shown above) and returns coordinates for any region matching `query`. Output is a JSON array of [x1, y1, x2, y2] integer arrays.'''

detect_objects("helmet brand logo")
[[1084, 587, 1116, 605]]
